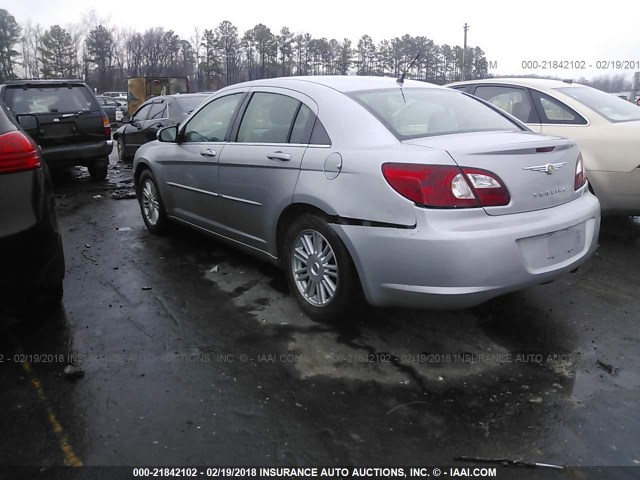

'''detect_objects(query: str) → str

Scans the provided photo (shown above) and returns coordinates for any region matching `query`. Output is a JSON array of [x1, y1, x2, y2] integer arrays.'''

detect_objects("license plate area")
[[517, 221, 587, 272], [546, 228, 579, 259], [42, 123, 76, 138]]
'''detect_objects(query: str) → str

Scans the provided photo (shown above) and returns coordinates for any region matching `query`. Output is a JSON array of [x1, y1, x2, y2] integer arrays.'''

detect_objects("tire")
[[138, 169, 169, 234], [117, 137, 130, 162], [88, 162, 108, 181], [31, 282, 64, 311], [283, 213, 362, 322]]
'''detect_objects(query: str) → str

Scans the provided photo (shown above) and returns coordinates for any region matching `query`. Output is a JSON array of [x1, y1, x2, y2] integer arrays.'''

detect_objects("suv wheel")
[[88, 162, 108, 181]]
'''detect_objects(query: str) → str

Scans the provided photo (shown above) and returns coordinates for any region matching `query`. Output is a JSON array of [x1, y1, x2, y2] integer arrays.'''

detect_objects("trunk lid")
[[404, 131, 582, 216]]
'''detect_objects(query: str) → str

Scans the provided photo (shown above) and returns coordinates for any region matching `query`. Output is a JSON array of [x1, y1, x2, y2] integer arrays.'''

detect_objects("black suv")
[[0, 79, 113, 181]]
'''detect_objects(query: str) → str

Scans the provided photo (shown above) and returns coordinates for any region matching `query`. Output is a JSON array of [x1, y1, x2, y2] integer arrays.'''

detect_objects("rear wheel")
[[283, 213, 362, 322], [138, 169, 169, 234], [88, 161, 108, 181]]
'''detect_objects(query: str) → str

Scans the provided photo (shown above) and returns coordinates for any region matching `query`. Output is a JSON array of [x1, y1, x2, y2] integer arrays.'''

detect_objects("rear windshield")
[[349, 87, 521, 139], [555, 86, 640, 123], [175, 96, 208, 114], [4, 85, 98, 114]]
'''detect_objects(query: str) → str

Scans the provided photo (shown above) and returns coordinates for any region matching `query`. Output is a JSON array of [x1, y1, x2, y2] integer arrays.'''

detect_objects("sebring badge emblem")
[[523, 162, 566, 175]]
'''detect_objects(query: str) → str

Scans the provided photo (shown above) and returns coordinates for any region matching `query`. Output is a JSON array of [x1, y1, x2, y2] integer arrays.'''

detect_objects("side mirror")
[[16, 114, 39, 132], [158, 125, 178, 142]]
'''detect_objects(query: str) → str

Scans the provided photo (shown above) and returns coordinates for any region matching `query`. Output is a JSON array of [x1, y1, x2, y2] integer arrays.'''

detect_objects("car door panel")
[[161, 92, 246, 234], [218, 89, 318, 253]]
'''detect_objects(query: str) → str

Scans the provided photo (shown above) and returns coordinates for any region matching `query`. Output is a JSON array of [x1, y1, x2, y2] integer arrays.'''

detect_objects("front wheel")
[[138, 169, 169, 234], [283, 214, 362, 322]]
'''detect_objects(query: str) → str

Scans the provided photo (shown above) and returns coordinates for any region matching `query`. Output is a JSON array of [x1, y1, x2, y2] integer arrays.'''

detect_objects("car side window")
[[530, 90, 588, 125], [105, 98, 118, 107], [132, 103, 153, 122], [148, 102, 167, 120], [183, 93, 243, 143], [236, 92, 299, 143], [474, 86, 536, 123], [310, 118, 331, 145], [289, 104, 314, 144]]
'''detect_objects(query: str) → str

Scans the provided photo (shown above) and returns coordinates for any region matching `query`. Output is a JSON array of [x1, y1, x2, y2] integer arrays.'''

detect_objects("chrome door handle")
[[267, 151, 291, 161], [200, 148, 217, 157]]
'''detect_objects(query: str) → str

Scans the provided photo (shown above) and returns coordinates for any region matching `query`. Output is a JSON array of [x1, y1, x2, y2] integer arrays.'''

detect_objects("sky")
[[5, 0, 640, 80]]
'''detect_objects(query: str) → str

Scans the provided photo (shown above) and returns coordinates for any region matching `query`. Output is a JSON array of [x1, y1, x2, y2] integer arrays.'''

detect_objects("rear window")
[[175, 96, 208, 114], [555, 86, 640, 123], [349, 88, 521, 139], [4, 85, 98, 115]]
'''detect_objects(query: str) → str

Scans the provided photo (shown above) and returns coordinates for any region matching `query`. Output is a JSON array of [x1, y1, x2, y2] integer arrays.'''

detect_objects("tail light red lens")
[[382, 163, 510, 208], [103, 116, 111, 138], [0, 130, 41, 175], [574, 153, 586, 190]]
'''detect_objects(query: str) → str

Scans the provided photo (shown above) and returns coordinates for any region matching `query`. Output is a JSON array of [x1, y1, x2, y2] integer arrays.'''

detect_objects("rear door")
[[217, 88, 314, 250], [3, 83, 105, 148]]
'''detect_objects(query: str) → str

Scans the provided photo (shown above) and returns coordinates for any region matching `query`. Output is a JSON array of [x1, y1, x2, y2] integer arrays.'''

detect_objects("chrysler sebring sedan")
[[449, 78, 640, 215], [133, 76, 600, 321]]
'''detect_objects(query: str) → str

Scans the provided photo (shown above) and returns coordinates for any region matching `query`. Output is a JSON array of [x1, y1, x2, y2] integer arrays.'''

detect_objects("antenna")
[[397, 54, 421, 85]]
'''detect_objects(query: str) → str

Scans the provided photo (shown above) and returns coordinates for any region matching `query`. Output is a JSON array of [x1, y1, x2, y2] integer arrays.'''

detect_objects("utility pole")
[[461, 23, 469, 81]]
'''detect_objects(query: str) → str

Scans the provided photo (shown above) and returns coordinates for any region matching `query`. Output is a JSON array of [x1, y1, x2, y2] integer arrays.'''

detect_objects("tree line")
[[0, 8, 491, 92]]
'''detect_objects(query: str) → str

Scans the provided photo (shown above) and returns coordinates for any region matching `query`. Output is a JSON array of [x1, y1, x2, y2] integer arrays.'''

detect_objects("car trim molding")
[[166, 182, 219, 197], [220, 193, 262, 206]]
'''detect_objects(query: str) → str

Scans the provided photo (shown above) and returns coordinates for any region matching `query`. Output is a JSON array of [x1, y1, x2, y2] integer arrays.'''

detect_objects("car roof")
[[222, 75, 444, 93], [3, 78, 88, 86], [449, 77, 583, 90]]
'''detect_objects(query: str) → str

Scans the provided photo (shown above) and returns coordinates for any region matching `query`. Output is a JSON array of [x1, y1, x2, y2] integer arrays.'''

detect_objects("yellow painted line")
[[20, 360, 83, 467]]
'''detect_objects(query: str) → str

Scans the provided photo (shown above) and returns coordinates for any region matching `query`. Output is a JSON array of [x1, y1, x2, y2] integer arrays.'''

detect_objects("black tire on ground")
[[31, 281, 64, 311], [88, 162, 108, 181], [138, 169, 170, 234], [117, 137, 130, 162], [283, 213, 363, 322]]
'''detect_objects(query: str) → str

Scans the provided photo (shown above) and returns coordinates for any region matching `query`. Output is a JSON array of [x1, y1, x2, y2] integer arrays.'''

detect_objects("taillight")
[[0, 130, 41, 175], [103, 116, 111, 138], [381, 163, 510, 208], [574, 153, 586, 190]]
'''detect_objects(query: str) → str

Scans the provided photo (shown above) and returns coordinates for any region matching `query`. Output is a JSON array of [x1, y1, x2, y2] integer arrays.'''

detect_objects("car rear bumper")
[[0, 169, 65, 311], [587, 168, 640, 215], [42, 140, 113, 168], [332, 191, 600, 309]]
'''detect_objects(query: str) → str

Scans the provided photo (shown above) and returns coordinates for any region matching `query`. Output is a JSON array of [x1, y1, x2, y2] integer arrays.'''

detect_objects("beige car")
[[448, 78, 640, 215]]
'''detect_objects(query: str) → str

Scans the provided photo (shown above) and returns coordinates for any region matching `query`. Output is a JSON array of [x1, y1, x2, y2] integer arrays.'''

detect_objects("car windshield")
[[349, 87, 521, 139], [5, 85, 98, 114], [175, 96, 208, 114], [555, 86, 640, 123]]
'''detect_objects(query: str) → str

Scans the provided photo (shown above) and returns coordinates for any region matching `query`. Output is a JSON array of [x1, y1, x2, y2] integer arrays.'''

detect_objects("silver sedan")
[[133, 76, 600, 321]]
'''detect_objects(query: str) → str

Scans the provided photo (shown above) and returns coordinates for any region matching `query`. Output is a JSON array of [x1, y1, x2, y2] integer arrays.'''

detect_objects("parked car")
[[133, 76, 600, 321], [103, 91, 127, 99], [96, 95, 125, 125], [113, 93, 208, 161], [0, 79, 113, 181], [0, 99, 65, 316], [448, 78, 640, 215]]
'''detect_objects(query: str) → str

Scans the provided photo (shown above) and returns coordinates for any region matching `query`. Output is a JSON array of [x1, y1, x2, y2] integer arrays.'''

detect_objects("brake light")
[[103, 116, 111, 138], [0, 130, 41, 175], [382, 163, 510, 208], [574, 153, 586, 190]]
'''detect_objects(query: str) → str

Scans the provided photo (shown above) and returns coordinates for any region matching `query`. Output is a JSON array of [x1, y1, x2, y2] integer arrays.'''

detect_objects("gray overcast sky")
[[6, 0, 640, 79]]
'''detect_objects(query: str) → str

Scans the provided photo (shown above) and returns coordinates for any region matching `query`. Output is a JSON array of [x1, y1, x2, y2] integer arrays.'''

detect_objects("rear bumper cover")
[[42, 140, 113, 168], [332, 191, 600, 309]]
